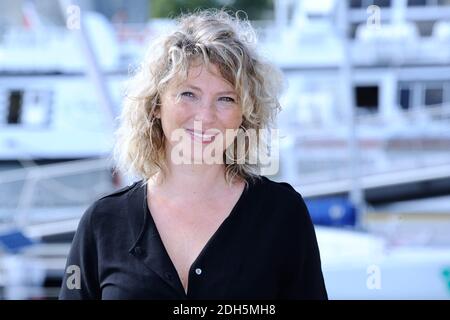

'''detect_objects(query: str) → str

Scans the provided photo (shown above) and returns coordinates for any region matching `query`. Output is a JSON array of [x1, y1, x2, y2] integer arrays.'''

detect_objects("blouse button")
[[195, 268, 202, 275], [134, 246, 143, 256]]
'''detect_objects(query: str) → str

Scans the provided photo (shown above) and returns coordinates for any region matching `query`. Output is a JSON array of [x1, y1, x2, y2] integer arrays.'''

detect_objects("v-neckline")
[[143, 180, 250, 297]]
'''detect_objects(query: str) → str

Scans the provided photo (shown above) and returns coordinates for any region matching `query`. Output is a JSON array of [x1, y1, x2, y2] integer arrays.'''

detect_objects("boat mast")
[[337, 0, 366, 227], [57, 0, 118, 127]]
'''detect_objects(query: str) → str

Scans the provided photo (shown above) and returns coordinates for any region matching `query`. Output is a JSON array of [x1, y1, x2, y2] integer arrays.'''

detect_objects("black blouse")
[[59, 176, 328, 300]]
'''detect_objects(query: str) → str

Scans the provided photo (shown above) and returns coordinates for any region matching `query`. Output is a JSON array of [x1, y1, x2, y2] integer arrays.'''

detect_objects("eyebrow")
[[183, 85, 236, 95]]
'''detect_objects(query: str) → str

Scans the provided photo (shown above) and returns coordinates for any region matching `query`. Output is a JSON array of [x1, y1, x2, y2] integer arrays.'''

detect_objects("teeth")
[[187, 130, 214, 140]]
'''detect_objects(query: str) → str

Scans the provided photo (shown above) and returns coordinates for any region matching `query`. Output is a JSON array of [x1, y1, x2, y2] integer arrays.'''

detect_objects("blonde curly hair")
[[113, 9, 284, 187]]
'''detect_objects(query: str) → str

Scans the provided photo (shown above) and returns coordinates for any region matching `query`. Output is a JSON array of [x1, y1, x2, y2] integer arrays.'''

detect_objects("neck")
[[164, 163, 229, 197], [148, 148, 239, 200]]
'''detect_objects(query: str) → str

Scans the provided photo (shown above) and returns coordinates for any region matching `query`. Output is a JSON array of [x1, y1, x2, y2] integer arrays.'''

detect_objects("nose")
[[194, 98, 217, 125]]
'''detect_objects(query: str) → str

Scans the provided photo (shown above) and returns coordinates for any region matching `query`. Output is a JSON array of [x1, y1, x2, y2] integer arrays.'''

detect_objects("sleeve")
[[59, 203, 101, 300], [278, 195, 328, 300]]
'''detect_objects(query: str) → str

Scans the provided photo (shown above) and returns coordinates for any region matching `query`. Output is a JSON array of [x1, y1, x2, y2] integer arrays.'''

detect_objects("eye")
[[180, 91, 195, 98], [219, 96, 236, 103]]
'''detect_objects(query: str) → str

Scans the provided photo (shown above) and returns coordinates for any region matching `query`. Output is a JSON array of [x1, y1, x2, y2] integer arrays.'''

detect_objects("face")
[[157, 63, 243, 164]]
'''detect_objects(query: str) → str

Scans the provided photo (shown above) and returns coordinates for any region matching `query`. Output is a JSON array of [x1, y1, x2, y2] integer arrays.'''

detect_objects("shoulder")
[[256, 175, 307, 208], [79, 180, 144, 226], [254, 176, 314, 230], [97, 180, 143, 203], [253, 176, 315, 242]]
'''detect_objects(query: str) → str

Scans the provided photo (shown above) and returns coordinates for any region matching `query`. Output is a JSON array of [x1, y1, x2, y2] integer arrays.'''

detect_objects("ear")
[[153, 107, 161, 119]]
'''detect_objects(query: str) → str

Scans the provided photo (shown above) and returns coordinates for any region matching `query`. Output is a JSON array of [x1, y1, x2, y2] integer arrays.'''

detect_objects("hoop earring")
[[225, 125, 249, 164]]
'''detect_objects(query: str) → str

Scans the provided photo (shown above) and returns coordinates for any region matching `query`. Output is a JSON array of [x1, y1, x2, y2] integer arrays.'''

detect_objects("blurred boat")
[[0, 10, 126, 161], [317, 226, 450, 299], [259, 0, 450, 204]]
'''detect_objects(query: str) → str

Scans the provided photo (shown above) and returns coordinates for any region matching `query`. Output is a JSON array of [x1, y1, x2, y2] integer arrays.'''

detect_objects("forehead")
[[171, 63, 235, 92]]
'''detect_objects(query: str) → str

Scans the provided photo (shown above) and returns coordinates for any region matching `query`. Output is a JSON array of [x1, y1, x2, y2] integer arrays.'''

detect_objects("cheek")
[[219, 108, 243, 129], [218, 110, 243, 149], [159, 104, 195, 146], [161, 103, 191, 129]]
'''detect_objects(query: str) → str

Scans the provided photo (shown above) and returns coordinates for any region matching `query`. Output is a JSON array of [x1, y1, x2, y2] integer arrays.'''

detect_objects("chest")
[[151, 201, 228, 268], [146, 186, 244, 293]]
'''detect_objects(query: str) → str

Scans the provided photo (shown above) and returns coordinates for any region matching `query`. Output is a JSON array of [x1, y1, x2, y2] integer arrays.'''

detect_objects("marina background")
[[0, 0, 449, 299]]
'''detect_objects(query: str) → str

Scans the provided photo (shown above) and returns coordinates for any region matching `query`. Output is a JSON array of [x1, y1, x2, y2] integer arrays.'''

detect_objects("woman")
[[59, 9, 327, 300]]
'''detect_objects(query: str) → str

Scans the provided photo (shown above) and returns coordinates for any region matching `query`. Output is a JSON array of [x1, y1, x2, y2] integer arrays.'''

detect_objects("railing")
[[294, 162, 450, 197], [0, 157, 125, 299], [351, 36, 450, 65], [276, 103, 450, 189], [0, 158, 120, 228], [356, 103, 450, 126]]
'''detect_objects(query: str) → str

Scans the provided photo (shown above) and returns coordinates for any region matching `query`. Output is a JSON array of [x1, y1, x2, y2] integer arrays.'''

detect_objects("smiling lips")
[[185, 129, 217, 143]]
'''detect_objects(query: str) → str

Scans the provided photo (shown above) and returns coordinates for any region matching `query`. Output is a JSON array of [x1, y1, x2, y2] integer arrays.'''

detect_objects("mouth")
[[185, 129, 217, 143]]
